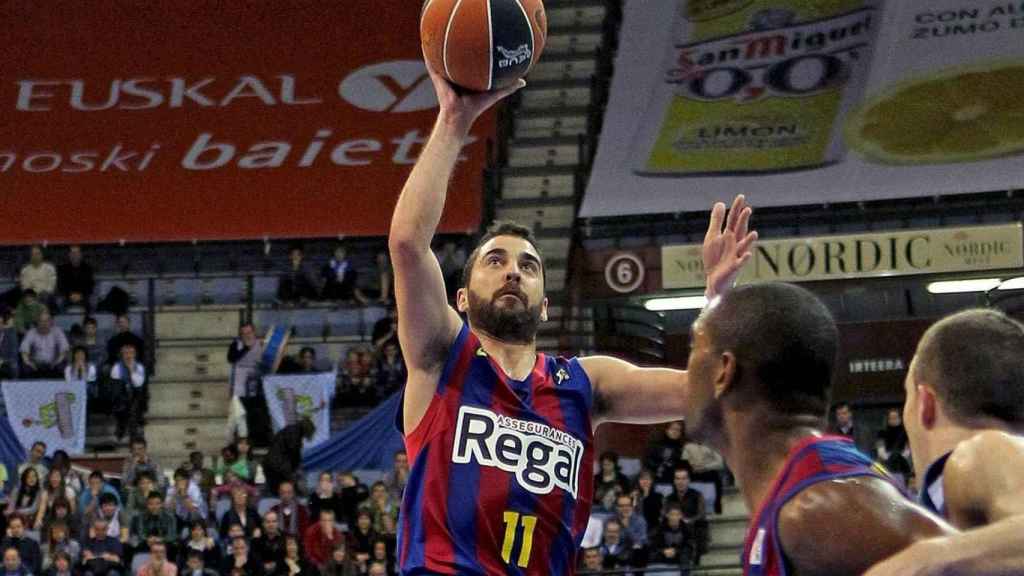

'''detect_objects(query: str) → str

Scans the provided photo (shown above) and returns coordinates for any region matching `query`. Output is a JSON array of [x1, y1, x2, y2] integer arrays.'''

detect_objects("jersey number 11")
[[501, 511, 537, 568]]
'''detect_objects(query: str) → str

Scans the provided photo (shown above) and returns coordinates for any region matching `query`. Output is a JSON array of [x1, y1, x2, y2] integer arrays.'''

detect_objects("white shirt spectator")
[[20, 261, 57, 295], [166, 480, 208, 520], [65, 363, 98, 384], [20, 326, 70, 365], [110, 361, 146, 389]]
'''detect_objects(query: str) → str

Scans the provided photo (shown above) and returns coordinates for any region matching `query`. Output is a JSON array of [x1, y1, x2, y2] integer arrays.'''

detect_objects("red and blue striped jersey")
[[398, 324, 595, 576], [742, 435, 894, 576]]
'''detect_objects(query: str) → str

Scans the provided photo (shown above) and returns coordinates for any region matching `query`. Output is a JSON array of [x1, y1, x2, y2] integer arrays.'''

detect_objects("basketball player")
[[865, 309, 1024, 576], [681, 282, 953, 576], [388, 67, 756, 575]]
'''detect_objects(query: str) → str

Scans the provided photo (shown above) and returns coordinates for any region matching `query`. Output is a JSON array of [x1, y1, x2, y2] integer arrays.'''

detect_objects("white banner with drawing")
[[2, 379, 87, 455], [262, 372, 335, 448]]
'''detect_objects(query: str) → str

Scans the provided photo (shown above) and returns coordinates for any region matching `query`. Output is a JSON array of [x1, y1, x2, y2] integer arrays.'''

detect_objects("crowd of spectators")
[[0, 435, 410, 576], [275, 245, 392, 308]]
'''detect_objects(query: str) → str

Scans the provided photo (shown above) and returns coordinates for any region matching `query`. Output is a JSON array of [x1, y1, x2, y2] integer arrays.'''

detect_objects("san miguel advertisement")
[[0, 3, 491, 244], [582, 0, 1024, 218]]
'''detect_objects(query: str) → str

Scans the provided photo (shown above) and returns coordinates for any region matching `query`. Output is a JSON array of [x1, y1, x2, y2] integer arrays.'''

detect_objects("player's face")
[[902, 355, 926, 470], [459, 235, 548, 344]]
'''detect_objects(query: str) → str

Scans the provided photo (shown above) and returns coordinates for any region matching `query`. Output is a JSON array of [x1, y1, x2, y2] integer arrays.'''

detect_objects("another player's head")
[[903, 308, 1024, 478], [684, 282, 838, 444], [458, 221, 547, 344]]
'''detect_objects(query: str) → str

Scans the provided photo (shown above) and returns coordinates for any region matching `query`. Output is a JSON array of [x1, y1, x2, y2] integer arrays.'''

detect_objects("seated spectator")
[[78, 472, 121, 523], [57, 246, 95, 311], [218, 487, 261, 541], [178, 521, 219, 573], [368, 540, 394, 576], [219, 537, 253, 576], [648, 503, 695, 571], [124, 471, 159, 521], [0, 307, 18, 380], [381, 451, 408, 503], [65, 346, 98, 394], [634, 469, 663, 530], [17, 441, 48, 480], [644, 421, 685, 485], [303, 510, 345, 571], [214, 444, 253, 486], [20, 245, 57, 303], [370, 307, 397, 352], [184, 452, 215, 504], [359, 252, 392, 305], [359, 483, 396, 535], [593, 451, 631, 512], [876, 408, 913, 481], [34, 469, 77, 530], [308, 472, 342, 523], [218, 524, 245, 558], [12, 290, 45, 335], [262, 419, 314, 498], [283, 534, 317, 576], [279, 347, 324, 375], [367, 561, 388, 576], [43, 520, 81, 569], [321, 542, 357, 576], [347, 511, 375, 566], [80, 493, 128, 545], [19, 310, 70, 379], [251, 510, 285, 573], [277, 246, 320, 305], [681, 422, 726, 514], [209, 470, 257, 504], [137, 540, 177, 576], [598, 519, 631, 571], [181, 549, 218, 576], [129, 492, 177, 553], [579, 547, 604, 573], [827, 402, 872, 454], [6, 469, 41, 528], [377, 515, 397, 560], [48, 451, 83, 497], [664, 468, 709, 563], [1, 546, 30, 576], [335, 472, 369, 529], [105, 314, 145, 368], [375, 342, 406, 396], [338, 349, 374, 406], [39, 498, 80, 546], [79, 317, 104, 371], [123, 438, 164, 495], [1, 515, 41, 574], [165, 469, 206, 527], [110, 348, 147, 440], [44, 549, 75, 576], [81, 516, 125, 576], [321, 244, 367, 305], [271, 480, 309, 537], [613, 494, 648, 555]]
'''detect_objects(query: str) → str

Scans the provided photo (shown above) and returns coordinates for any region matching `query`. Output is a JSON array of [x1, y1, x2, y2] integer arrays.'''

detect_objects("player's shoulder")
[[948, 429, 1024, 475]]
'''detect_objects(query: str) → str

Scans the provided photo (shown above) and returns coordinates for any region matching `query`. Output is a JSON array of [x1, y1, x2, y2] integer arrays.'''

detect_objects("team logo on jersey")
[[452, 405, 584, 498], [555, 368, 570, 386]]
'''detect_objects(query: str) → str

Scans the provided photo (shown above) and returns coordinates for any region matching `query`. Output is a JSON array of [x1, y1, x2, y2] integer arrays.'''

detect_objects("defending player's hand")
[[862, 538, 950, 576], [703, 194, 758, 300], [425, 62, 525, 134]]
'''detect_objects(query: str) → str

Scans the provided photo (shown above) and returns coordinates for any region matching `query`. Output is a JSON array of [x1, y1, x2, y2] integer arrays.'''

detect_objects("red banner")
[[0, 3, 491, 244]]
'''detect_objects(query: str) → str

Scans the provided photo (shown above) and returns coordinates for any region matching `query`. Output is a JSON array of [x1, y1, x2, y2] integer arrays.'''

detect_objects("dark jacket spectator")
[[648, 504, 695, 567], [1, 515, 42, 574], [635, 470, 664, 530], [321, 246, 366, 304], [0, 309, 18, 380], [665, 469, 710, 559], [81, 519, 125, 576], [57, 246, 94, 308], [644, 421, 686, 484], [593, 452, 632, 512], [277, 247, 320, 303], [262, 420, 315, 496], [105, 314, 145, 366]]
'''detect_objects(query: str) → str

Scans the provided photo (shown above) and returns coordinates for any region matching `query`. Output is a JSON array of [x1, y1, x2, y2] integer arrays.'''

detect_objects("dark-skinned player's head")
[[458, 221, 547, 344], [904, 309, 1024, 472], [684, 282, 838, 441]]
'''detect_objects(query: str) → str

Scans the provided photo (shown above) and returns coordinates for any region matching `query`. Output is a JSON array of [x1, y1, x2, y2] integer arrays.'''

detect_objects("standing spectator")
[[180, 549, 218, 576], [308, 473, 342, 523], [593, 452, 631, 513], [664, 468, 709, 563], [282, 535, 316, 576], [218, 487, 261, 541], [250, 510, 285, 571], [634, 469, 663, 530], [875, 408, 913, 481], [226, 323, 264, 444], [598, 519, 631, 570], [122, 438, 163, 494], [381, 452, 408, 503], [19, 310, 70, 379], [0, 308, 18, 380], [80, 516, 125, 576], [45, 549, 75, 576], [137, 540, 177, 576], [648, 503, 695, 572], [19, 246, 57, 302], [374, 342, 406, 396], [165, 469, 206, 527], [219, 537, 253, 576], [105, 315, 145, 368], [110, 346, 147, 440], [277, 246, 320, 305], [321, 244, 367, 305], [57, 246, 94, 311], [12, 291, 45, 335], [321, 543, 357, 576], [270, 481, 310, 538], [1, 546, 29, 576], [262, 419, 315, 498], [128, 492, 177, 553], [2, 515, 41, 574], [43, 520, 81, 569], [302, 509, 345, 571], [17, 442, 47, 480], [613, 495, 648, 564], [214, 443, 253, 485], [6, 469, 41, 527], [178, 522, 219, 574], [827, 402, 872, 454], [644, 421, 686, 485], [681, 423, 726, 514]]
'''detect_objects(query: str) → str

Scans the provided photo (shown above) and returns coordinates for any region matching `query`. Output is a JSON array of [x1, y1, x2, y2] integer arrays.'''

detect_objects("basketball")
[[421, 0, 547, 92]]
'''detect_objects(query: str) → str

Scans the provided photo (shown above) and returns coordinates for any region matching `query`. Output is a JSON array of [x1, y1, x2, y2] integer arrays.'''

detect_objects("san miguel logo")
[[667, 8, 877, 102]]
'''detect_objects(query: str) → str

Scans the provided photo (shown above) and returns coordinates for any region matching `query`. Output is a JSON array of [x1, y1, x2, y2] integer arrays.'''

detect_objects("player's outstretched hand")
[[703, 195, 758, 300], [426, 63, 525, 134]]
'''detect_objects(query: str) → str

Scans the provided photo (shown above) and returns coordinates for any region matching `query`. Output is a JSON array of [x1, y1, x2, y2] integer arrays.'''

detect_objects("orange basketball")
[[421, 0, 547, 92]]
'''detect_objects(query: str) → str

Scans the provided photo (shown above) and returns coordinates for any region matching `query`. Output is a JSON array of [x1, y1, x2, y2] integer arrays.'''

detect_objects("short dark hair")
[[84, 316, 97, 327], [914, 309, 1024, 427], [834, 402, 851, 412], [705, 282, 838, 419], [174, 468, 189, 481], [89, 470, 104, 481], [146, 491, 163, 502], [136, 471, 156, 485], [131, 436, 147, 447], [98, 492, 118, 506], [461, 221, 543, 289], [300, 347, 316, 357]]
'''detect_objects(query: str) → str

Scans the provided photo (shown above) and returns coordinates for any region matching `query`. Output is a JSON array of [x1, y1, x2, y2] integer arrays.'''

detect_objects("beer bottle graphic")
[[631, 0, 883, 176]]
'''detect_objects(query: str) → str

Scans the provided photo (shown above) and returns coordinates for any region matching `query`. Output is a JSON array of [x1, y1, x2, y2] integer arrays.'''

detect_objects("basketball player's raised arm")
[[389, 67, 523, 427], [865, 431, 1024, 576], [583, 196, 757, 427]]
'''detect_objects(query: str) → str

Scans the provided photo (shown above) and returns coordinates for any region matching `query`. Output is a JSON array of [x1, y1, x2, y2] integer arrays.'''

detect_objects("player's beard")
[[467, 286, 542, 344]]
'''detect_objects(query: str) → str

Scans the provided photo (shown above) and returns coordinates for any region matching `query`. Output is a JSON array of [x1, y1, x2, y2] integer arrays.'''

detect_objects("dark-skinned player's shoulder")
[[777, 476, 954, 576]]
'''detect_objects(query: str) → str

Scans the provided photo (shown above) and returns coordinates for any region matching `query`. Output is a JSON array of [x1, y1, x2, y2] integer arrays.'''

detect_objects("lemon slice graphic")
[[845, 63, 1024, 165]]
